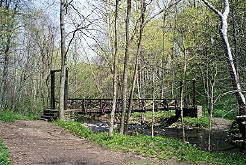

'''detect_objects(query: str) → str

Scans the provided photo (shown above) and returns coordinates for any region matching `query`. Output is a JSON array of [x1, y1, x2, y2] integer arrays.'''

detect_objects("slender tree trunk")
[[109, 0, 119, 137], [0, 37, 10, 106], [125, 0, 146, 134], [0, 2, 19, 106], [59, 0, 66, 120], [221, 15, 246, 112], [180, 52, 187, 142], [151, 69, 155, 138], [208, 76, 216, 151], [120, 0, 132, 134], [230, 0, 239, 75], [138, 67, 145, 124], [161, 13, 166, 98]]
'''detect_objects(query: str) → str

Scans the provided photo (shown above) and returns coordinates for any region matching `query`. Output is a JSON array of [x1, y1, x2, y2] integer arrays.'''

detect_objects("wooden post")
[[192, 78, 196, 108], [100, 100, 103, 114], [50, 70, 56, 109], [155, 100, 158, 112], [82, 99, 87, 114], [175, 99, 177, 110], [64, 69, 68, 110]]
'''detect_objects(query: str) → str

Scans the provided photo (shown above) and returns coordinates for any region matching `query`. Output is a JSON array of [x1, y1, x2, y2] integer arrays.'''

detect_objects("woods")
[[0, 0, 246, 156]]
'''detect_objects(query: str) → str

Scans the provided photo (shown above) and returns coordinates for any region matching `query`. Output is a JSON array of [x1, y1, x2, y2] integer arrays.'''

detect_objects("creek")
[[77, 115, 239, 152]]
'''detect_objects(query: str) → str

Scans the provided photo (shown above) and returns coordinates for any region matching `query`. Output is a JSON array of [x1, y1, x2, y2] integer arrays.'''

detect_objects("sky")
[[32, 0, 99, 61], [29, 0, 173, 63]]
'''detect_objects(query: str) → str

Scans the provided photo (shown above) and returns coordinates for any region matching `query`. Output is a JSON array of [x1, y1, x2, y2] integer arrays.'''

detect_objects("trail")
[[0, 120, 192, 165]]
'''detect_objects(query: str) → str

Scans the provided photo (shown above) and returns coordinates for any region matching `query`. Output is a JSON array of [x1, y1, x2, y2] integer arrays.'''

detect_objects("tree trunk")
[[151, 69, 155, 138], [120, 0, 132, 134], [0, 1, 19, 107], [109, 0, 119, 137], [0, 37, 10, 106], [161, 12, 166, 98], [125, 0, 146, 135], [208, 73, 216, 151], [59, 0, 66, 120], [180, 41, 187, 142], [230, 0, 239, 75], [180, 69, 186, 142]]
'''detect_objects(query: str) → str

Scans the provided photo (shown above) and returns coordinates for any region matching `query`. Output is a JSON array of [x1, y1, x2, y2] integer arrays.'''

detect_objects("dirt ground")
[[211, 117, 232, 130], [0, 120, 194, 165]]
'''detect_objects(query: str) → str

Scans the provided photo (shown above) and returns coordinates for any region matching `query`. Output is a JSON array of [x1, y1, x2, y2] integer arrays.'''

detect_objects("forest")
[[0, 0, 246, 164]]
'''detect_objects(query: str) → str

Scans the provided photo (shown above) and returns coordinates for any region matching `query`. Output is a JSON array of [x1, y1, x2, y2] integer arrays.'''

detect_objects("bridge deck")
[[42, 98, 198, 121]]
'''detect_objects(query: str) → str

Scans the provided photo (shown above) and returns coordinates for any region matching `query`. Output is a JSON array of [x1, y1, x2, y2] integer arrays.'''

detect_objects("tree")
[[151, 68, 156, 138], [0, 0, 20, 106], [201, 0, 246, 143], [124, 0, 146, 135], [59, 0, 66, 120], [109, 0, 119, 137], [120, 0, 132, 134]]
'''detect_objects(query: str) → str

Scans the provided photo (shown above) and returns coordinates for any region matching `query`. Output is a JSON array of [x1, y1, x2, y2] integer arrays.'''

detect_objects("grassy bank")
[[183, 117, 209, 127], [0, 139, 10, 165], [131, 111, 210, 128], [0, 111, 39, 123], [54, 120, 246, 165]]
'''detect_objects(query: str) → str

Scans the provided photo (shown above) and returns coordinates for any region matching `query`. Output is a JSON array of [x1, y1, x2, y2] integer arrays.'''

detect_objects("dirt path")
[[0, 120, 192, 165]]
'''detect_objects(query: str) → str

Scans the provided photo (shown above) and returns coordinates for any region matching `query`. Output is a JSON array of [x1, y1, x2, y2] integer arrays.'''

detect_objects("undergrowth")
[[0, 111, 39, 123], [131, 111, 176, 124], [183, 117, 209, 127], [54, 120, 246, 165], [0, 139, 10, 165]]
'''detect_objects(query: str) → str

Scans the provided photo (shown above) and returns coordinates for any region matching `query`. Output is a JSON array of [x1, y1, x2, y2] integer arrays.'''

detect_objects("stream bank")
[[77, 114, 240, 152]]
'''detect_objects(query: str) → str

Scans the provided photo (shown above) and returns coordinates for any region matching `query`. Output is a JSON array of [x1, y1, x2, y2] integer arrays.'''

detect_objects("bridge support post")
[[49, 69, 67, 110], [50, 70, 56, 109]]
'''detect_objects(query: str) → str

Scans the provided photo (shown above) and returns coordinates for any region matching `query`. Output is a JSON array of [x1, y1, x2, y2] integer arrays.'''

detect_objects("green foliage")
[[213, 109, 237, 121], [0, 111, 39, 123], [183, 117, 209, 127], [0, 139, 10, 165], [131, 111, 176, 125], [132, 111, 175, 119], [54, 121, 246, 165]]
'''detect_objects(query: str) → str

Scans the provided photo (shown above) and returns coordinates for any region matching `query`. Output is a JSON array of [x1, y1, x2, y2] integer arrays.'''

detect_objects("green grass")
[[132, 111, 210, 128], [132, 111, 176, 119], [213, 108, 238, 120], [54, 120, 246, 165], [131, 111, 176, 124], [0, 111, 39, 123], [0, 139, 10, 165], [183, 117, 210, 127]]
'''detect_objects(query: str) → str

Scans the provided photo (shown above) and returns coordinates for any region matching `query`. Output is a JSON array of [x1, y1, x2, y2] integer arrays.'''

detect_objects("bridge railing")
[[66, 98, 178, 114]]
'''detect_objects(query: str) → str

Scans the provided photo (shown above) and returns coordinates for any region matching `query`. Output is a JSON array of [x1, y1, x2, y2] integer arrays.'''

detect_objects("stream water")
[[77, 116, 239, 152]]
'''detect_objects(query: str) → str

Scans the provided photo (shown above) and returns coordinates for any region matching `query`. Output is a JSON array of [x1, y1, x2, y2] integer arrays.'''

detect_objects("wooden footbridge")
[[42, 69, 200, 120]]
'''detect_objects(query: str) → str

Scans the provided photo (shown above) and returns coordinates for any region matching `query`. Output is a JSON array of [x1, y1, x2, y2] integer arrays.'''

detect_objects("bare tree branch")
[[201, 0, 222, 17]]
